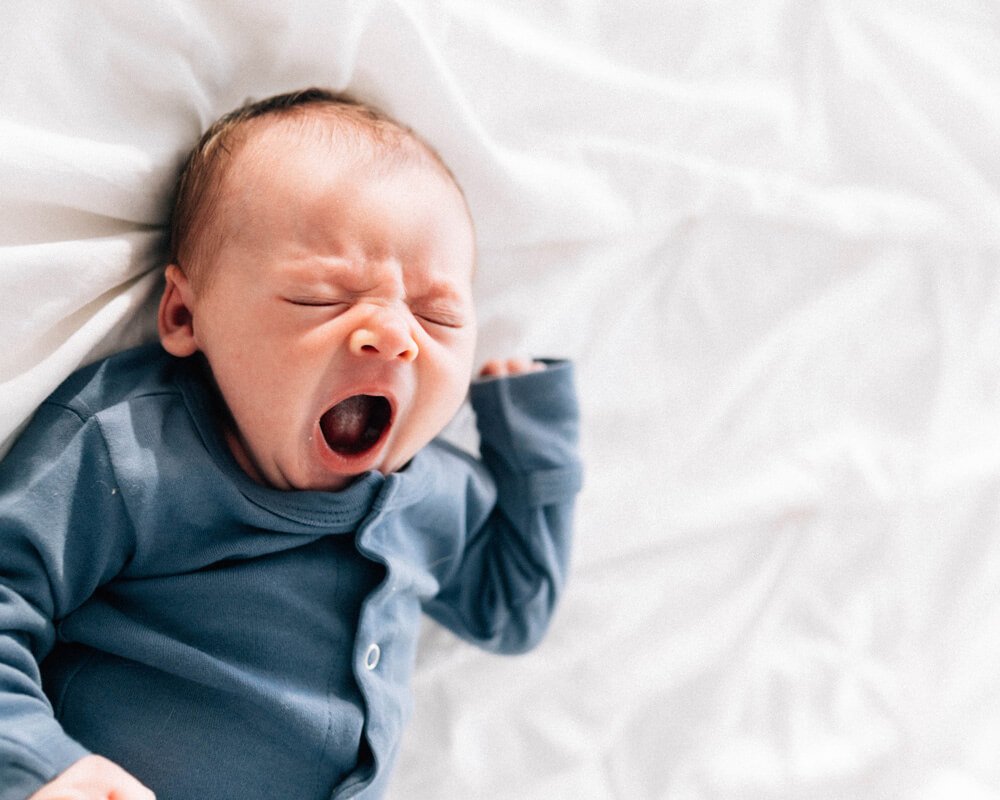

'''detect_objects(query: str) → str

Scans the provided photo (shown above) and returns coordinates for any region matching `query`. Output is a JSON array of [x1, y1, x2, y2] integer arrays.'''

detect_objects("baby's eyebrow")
[[284, 257, 470, 304], [408, 278, 468, 304], [284, 258, 372, 291], [407, 287, 471, 326]]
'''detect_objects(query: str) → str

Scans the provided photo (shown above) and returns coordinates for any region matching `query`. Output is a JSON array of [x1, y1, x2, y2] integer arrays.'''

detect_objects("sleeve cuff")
[[469, 359, 582, 502]]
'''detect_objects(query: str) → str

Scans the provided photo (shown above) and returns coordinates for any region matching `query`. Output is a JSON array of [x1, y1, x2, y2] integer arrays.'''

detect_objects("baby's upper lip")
[[323, 384, 399, 418]]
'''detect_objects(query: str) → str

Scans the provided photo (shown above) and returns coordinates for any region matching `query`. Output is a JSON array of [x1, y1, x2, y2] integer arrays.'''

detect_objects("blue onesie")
[[0, 343, 581, 800]]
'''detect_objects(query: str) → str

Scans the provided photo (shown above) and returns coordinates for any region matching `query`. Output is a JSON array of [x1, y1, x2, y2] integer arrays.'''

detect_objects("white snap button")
[[365, 643, 381, 670]]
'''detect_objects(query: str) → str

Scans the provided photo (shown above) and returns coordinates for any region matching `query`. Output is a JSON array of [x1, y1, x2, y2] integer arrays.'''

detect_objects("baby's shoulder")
[[45, 342, 182, 421]]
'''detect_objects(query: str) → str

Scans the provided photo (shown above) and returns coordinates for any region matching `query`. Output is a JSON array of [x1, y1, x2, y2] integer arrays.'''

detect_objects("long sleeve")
[[0, 402, 134, 799], [422, 361, 583, 654]]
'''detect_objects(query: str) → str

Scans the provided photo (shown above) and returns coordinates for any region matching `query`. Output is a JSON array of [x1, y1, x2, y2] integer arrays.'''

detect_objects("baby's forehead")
[[230, 108, 443, 182], [202, 108, 472, 249], [215, 108, 472, 227]]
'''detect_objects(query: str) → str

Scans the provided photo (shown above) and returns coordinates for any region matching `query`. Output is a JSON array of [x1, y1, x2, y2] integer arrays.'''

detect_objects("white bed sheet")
[[2, 2, 1000, 798]]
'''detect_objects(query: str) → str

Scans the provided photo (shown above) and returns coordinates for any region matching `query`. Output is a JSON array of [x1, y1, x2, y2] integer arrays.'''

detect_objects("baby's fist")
[[29, 754, 155, 800], [479, 358, 545, 378]]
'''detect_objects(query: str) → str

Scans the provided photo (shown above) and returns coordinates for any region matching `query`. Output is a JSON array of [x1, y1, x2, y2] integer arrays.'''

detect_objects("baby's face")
[[176, 120, 477, 491]]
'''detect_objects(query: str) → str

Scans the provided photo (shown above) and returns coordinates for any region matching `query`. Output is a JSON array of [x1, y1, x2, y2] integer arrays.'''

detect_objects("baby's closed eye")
[[413, 309, 466, 329], [284, 296, 350, 307]]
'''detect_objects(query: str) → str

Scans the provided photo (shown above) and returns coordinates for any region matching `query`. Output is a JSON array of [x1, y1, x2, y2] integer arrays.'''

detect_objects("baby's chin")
[[301, 453, 414, 493]]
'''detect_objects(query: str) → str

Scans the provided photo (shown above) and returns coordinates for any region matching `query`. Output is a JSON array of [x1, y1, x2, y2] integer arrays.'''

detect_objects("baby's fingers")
[[479, 358, 545, 378], [29, 754, 155, 800]]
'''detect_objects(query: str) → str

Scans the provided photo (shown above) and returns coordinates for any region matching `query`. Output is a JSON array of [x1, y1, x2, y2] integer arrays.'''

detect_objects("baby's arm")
[[0, 404, 147, 800], [28, 756, 152, 800], [424, 355, 582, 653]]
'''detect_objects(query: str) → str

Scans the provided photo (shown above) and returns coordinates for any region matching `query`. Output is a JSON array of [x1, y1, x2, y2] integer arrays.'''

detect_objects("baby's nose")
[[348, 309, 419, 362]]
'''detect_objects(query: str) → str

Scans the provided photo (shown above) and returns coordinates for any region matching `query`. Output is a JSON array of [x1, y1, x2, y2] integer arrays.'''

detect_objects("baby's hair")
[[168, 87, 460, 288]]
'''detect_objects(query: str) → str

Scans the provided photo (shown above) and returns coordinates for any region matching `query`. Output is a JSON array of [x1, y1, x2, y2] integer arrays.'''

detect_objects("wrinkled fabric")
[[1, 2, 999, 798]]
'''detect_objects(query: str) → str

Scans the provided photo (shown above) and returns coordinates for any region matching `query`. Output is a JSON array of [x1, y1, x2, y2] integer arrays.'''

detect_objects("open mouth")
[[319, 395, 392, 456]]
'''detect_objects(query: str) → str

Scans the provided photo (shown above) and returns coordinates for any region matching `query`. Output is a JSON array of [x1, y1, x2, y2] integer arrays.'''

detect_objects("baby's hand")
[[29, 755, 155, 800], [479, 358, 545, 378]]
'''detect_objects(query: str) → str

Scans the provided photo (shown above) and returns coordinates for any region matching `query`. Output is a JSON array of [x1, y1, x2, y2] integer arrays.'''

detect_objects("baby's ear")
[[158, 265, 199, 357]]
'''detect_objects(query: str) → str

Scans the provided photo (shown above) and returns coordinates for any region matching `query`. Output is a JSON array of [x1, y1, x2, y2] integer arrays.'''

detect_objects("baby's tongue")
[[321, 395, 372, 454], [320, 394, 387, 454]]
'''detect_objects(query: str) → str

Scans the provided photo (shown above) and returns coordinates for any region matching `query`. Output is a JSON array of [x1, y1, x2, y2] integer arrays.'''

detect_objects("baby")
[[0, 89, 581, 799]]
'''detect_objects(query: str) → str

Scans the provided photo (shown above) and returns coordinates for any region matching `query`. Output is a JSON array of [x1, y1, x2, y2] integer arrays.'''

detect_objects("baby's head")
[[158, 88, 478, 492]]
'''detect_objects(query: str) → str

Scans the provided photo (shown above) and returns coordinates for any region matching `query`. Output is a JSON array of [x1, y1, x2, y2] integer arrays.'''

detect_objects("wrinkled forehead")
[[207, 111, 476, 276], [210, 110, 474, 246]]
